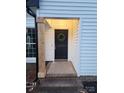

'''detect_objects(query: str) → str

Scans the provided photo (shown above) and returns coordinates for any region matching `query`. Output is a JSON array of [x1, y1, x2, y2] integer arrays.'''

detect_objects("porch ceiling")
[[46, 18, 79, 31]]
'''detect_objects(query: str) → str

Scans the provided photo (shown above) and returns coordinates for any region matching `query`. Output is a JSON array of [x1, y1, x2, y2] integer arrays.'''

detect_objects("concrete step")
[[37, 78, 84, 93], [38, 88, 78, 93]]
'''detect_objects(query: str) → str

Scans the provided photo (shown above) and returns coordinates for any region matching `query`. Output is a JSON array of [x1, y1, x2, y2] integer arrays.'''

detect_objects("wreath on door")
[[57, 33, 65, 42]]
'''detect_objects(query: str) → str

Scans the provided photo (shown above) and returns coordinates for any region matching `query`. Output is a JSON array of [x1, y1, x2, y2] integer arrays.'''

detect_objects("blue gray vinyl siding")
[[26, 13, 35, 28], [37, 0, 97, 76], [79, 18, 97, 75]]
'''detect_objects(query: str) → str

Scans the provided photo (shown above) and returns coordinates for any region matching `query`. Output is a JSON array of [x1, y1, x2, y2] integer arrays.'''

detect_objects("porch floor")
[[46, 61, 77, 77]]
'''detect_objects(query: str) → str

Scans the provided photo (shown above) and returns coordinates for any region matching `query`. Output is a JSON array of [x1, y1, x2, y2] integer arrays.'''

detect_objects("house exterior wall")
[[37, 0, 97, 76], [26, 13, 35, 28], [71, 20, 80, 76], [26, 13, 36, 63], [44, 29, 54, 61]]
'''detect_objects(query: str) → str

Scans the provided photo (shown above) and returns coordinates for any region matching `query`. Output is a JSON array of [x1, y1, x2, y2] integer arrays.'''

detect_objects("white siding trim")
[[45, 29, 54, 61]]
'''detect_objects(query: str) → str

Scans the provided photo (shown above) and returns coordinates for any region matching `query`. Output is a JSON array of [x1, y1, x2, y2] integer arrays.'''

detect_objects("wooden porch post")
[[37, 17, 46, 78]]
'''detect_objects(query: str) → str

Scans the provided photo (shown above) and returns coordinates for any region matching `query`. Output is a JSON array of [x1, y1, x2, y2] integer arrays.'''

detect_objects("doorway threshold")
[[55, 59, 68, 62]]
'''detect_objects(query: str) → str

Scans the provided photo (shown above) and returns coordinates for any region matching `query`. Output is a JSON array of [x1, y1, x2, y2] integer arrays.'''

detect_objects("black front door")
[[55, 30, 68, 59]]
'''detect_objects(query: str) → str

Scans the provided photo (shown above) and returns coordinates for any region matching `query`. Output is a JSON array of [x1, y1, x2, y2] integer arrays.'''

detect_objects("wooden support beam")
[[37, 17, 46, 78]]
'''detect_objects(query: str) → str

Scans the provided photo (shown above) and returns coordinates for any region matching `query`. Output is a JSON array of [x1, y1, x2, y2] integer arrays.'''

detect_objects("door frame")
[[54, 29, 68, 60]]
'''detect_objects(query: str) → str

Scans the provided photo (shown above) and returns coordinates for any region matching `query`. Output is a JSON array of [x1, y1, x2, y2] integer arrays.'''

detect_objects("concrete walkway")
[[46, 61, 77, 77]]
